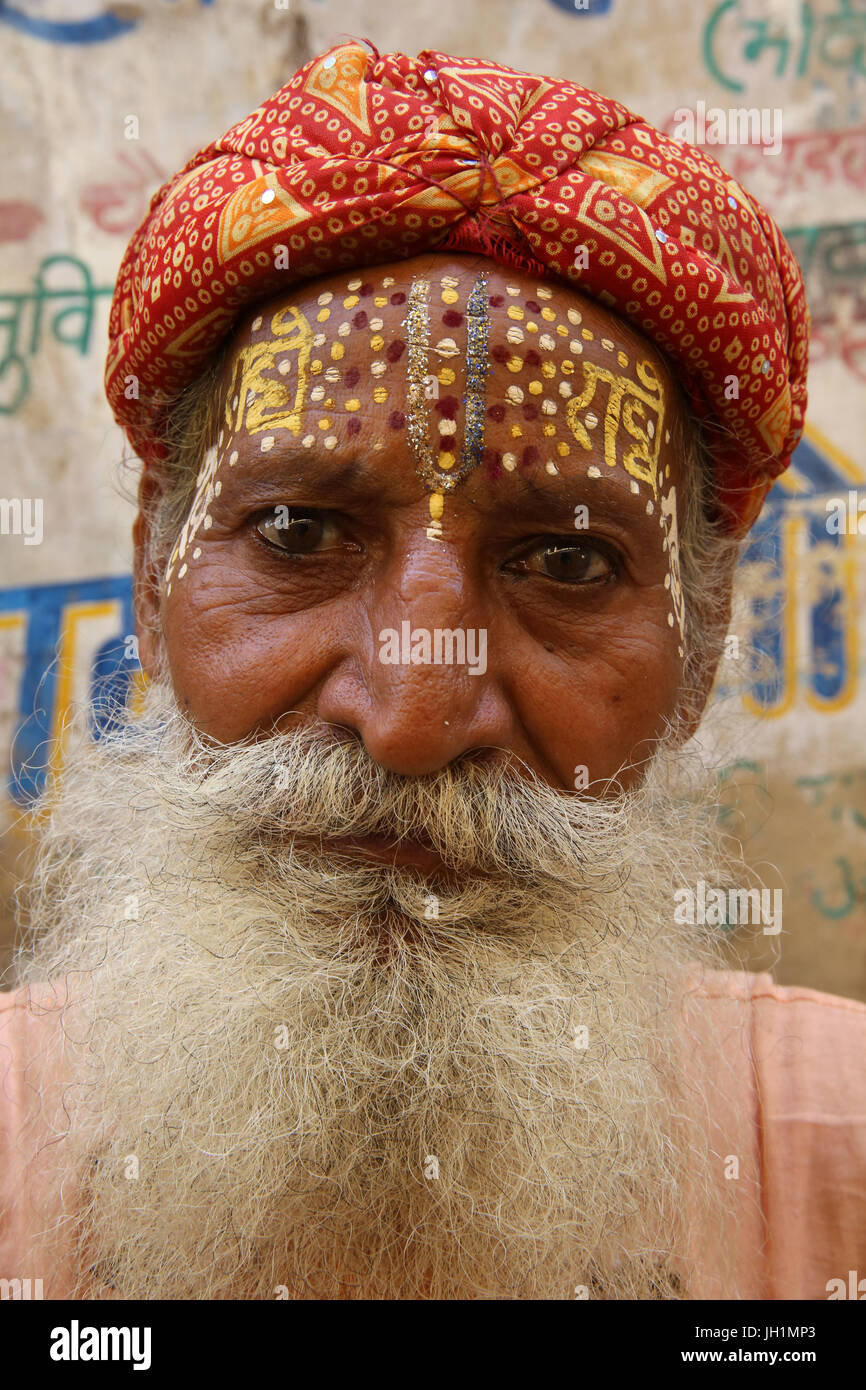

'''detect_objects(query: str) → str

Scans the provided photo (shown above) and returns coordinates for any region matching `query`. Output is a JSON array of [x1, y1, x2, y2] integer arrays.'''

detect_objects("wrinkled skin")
[[134, 254, 727, 806]]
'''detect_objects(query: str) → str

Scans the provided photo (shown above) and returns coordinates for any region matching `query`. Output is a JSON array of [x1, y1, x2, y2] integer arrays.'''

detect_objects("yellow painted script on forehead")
[[565, 358, 666, 496], [224, 305, 313, 438]]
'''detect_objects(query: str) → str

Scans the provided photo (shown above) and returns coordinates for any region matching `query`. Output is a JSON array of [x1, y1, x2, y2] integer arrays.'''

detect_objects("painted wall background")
[[0, 0, 864, 994]]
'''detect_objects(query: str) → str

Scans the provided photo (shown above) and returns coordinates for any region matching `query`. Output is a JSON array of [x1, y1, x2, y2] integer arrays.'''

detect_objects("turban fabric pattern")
[[105, 42, 809, 534]]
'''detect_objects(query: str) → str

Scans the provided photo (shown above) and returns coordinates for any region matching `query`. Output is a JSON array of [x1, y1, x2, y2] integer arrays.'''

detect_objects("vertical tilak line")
[[460, 272, 489, 481], [402, 276, 444, 539], [404, 274, 432, 468], [403, 273, 490, 540]]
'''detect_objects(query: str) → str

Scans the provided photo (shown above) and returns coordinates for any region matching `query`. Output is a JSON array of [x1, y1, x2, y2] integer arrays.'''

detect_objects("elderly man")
[[1, 44, 865, 1303]]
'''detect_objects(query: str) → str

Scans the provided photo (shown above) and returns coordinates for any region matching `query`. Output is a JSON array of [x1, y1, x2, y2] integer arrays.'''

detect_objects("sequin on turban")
[[105, 41, 809, 534]]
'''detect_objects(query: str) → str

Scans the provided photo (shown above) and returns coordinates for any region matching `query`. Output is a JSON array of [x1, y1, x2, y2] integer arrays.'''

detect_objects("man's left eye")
[[512, 540, 616, 584], [254, 508, 344, 554]]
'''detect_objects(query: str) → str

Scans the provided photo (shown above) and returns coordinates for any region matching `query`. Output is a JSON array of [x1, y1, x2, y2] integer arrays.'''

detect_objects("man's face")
[[142, 254, 691, 800], [26, 257, 738, 1300]]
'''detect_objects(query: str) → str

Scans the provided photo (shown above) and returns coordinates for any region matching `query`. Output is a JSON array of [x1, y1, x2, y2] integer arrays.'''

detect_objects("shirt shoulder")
[[0, 982, 72, 1292], [689, 964, 866, 1015], [688, 967, 866, 1298]]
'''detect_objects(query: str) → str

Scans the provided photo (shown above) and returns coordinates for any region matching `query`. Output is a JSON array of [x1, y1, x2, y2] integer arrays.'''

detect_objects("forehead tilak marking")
[[660, 481, 686, 657], [491, 292, 599, 478], [164, 438, 223, 595], [165, 276, 682, 646], [223, 304, 313, 441], [565, 353, 666, 497], [404, 276, 435, 527], [403, 272, 491, 541]]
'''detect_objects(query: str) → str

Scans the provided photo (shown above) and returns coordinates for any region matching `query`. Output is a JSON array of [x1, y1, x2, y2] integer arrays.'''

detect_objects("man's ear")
[[132, 468, 167, 679]]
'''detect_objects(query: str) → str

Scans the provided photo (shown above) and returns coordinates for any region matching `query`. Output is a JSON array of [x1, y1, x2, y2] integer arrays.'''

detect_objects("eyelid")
[[250, 503, 335, 530], [509, 532, 623, 571], [251, 502, 325, 518], [251, 505, 360, 555]]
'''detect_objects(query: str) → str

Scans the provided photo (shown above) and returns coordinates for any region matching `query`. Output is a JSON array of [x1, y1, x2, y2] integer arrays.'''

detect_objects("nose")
[[315, 540, 516, 776]]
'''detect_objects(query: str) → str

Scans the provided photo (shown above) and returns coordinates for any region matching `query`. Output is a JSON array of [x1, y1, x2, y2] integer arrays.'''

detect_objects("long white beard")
[[15, 680, 739, 1300]]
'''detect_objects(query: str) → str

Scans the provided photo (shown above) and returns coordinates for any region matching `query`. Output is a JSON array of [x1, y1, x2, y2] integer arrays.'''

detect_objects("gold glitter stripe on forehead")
[[404, 275, 434, 485], [404, 275, 445, 539]]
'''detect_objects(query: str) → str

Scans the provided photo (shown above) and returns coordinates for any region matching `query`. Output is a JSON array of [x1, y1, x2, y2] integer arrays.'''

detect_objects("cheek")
[[160, 568, 336, 739], [507, 620, 683, 788]]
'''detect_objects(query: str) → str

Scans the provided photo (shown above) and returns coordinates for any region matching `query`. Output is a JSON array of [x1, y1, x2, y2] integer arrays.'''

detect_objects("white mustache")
[[142, 703, 690, 887]]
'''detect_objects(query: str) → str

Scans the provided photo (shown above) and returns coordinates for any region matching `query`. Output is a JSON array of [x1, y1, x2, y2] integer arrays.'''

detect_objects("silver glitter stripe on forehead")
[[457, 272, 489, 485]]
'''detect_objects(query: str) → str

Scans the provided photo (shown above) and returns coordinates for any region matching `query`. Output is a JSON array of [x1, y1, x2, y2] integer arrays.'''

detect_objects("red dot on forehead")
[[483, 446, 503, 479]]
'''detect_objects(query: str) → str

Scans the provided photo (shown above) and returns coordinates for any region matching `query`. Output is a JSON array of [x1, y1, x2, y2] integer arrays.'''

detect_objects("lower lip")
[[297, 834, 449, 874]]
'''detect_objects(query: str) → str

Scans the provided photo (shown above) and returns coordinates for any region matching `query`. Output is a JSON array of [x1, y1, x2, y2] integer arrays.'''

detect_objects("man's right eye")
[[254, 508, 344, 554]]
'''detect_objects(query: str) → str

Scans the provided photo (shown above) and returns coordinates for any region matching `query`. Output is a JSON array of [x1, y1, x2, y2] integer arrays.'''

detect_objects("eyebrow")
[[220, 446, 367, 497], [485, 461, 657, 523], [220, 438, 660, 527]]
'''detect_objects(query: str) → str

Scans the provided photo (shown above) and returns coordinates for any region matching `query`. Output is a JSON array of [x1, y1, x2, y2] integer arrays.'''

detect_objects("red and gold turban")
[[105, 41, 809, 534]]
